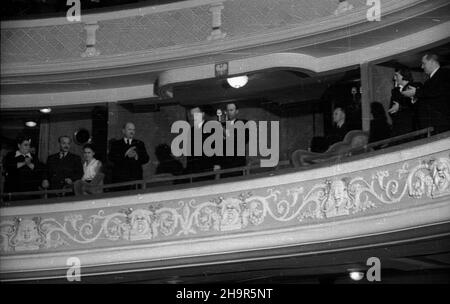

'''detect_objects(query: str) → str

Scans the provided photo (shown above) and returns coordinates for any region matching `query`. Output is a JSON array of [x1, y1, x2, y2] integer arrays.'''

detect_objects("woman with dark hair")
[[2, 136, 43, 196], [370, 102, 392, 144], [387, 67, 419, 136], [74, 144, 103, 195]]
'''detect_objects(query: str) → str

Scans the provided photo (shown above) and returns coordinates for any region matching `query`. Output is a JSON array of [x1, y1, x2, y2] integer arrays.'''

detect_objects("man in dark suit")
[[42, 135, 83, 191], [184, 106, 220, 181], [326, 107, 349, 147], [108, 122, 150, 185], [220, 102, 248, 177], [402, 53, 450, 134]]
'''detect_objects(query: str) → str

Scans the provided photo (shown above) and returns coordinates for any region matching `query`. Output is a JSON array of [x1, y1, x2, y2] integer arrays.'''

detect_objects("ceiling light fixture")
[[348, 270, 365, 281], [227, 75, 248, 88], [40, 108, 52, 114], [25, 121, 37, 127]]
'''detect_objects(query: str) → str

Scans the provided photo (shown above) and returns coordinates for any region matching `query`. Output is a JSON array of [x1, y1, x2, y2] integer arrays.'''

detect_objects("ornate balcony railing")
[[1, 132, 449, 281]]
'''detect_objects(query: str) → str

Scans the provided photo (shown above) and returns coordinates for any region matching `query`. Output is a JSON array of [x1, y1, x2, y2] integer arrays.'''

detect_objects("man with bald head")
[[402, 53, 450, 133], [108, 122, 149, 185]]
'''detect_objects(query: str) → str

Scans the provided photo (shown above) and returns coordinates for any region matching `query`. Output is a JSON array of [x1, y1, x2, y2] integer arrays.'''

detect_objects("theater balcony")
[[1, 0, 450, 283]]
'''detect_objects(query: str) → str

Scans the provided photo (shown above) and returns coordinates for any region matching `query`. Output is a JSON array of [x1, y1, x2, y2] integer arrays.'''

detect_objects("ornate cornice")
[[1, 0, 446, 78]]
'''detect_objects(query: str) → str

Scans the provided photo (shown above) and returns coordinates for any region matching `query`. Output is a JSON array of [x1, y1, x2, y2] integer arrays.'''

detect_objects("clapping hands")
[[388, 101, 400, 114], [24, 156, 34, 170], [125, 146, 138, 159], [401, 86, 416, 98]]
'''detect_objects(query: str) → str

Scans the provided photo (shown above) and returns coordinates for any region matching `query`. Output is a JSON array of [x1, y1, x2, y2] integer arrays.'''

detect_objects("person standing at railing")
[[388, 68, 420, 136], [184, 106, 220, 181], [2, 136, 43, 198], [41, 136, 83, 194], [401, 53, 450, 134], [220, 102, 249, 178], [108, 122, 149, 188], [74, 144, 103, 195]]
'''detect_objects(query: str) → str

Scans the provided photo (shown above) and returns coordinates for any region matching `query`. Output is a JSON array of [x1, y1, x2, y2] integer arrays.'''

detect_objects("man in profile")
[[108, 122, 149, 186], [42, 135, 83, 192], [402, 53, 450, 133]]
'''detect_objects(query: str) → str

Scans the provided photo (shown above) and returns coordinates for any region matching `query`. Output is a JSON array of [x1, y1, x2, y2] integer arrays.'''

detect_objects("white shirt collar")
[[124, 138, 133, 144], [430, 67, 439, 79], [15, 151, 32, 158]]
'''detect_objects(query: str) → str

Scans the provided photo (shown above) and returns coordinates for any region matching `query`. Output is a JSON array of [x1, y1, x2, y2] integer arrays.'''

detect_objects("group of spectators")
[[1, 102, 248, 199], [310, 53, 449, 153], [2, 136, 105, 197], [2, 54, 448, 200]]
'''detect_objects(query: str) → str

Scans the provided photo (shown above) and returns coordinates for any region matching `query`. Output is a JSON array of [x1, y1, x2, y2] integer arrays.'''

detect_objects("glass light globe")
[[40, 108, 52, 114], [349, 271, 364, 281], [227, 75, 248, 88], [25, 121, 37, 127]]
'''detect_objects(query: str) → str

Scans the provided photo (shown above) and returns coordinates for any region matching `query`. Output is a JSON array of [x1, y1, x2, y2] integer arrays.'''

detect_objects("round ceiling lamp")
[[25, 121, 37, 127], [40, 108, 52, 114], [227, 75, 248, 88], [348, 270, 364, 281]]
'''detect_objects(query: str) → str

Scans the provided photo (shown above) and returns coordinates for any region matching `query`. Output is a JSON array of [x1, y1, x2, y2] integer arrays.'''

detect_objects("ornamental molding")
[[1, 155, 449, 254], [2, 0, 445, 78]]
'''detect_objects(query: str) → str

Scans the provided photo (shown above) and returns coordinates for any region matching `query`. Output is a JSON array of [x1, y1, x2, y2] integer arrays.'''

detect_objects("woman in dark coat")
[[3, 136, 43, 194], [388, 68, 420, 136]]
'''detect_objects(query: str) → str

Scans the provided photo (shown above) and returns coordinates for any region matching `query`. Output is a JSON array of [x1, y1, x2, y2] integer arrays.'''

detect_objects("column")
[[360, 62, 373, 132]]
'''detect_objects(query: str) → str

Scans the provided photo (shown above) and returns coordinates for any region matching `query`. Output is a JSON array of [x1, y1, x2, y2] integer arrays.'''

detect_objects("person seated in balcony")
[[388, 67, 419, 136], [3, 136, 43, 196], [401, 53, 450, 134], [41, 136, 83, 194], [108, 122, 149, 187], [74, 144, 103, 195], [369, 102, 392, 144], [325, 106, 349, 147]]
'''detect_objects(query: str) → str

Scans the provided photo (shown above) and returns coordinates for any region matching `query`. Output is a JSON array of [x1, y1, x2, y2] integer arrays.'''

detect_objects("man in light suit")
[[402, 53, 450, 133], [108, 122, 149, 185]]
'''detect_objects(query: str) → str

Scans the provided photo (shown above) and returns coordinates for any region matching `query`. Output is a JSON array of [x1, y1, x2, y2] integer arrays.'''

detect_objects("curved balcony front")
[[1, 132, 449, 282]]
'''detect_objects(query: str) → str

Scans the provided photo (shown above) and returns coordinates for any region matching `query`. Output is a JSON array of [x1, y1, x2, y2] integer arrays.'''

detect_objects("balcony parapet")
[[1, 0, 445, 76], [0, 133, 449, 280]]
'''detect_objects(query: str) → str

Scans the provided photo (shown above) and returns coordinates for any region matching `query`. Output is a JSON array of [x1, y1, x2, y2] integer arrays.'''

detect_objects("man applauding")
[[108, 122, 149, 185]]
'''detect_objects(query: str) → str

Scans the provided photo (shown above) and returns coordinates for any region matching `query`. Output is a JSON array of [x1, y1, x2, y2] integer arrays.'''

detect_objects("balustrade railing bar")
[[303, 127, 433, 164]]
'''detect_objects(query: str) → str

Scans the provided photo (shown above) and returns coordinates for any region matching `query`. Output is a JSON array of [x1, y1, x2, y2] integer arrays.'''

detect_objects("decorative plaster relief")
[[1, 156, 449, 253]]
